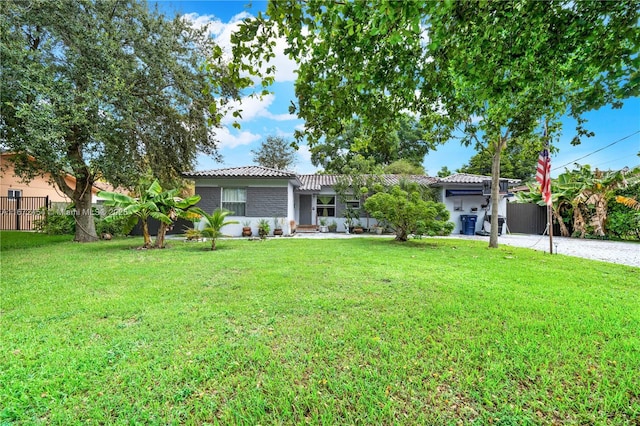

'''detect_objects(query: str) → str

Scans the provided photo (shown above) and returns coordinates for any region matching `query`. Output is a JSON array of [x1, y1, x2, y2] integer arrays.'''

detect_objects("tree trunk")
[[211, 237, 217, 250], [142, 219, 152, 248], [553, 209, 570, 237], [73, 188, 98, 242], [592, 194, 607, 237], [489, 138, 505, 248], [155, 222, 168, 248], [573, 206, 586, 238]]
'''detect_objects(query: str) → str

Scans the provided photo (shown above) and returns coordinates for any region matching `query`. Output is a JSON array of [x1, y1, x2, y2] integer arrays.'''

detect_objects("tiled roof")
[[184, 167, 519, 188], [382, 175, 439, 186], [297, 174, 439, 191], [183, 166, 297, 178], [297, 174, 341, 191], [436, 173, 520, 184]]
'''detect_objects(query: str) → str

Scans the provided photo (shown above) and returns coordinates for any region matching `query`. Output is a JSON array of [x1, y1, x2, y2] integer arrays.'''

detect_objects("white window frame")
[[221, 187, 246, 216], [316, 194, 336, 218], [8, 189, 22, 200]]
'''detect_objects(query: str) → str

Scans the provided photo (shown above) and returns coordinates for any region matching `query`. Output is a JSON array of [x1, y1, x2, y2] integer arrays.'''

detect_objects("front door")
[[299, 194, 313, 225]]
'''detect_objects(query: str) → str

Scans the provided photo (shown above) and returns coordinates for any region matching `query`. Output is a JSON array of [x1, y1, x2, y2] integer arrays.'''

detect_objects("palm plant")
[[98, 180, 170, 248], [191, 208, 239, 250]]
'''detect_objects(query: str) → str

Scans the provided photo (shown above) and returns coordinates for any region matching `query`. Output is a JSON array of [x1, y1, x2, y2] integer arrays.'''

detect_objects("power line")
[[552, 130, 640, 171]]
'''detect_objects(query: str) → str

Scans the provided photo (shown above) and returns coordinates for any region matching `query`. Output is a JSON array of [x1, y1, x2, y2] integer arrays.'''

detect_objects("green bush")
[[364, 183, 454, 241], [33, 208, 75, 235], [95, 210, 136, 237]]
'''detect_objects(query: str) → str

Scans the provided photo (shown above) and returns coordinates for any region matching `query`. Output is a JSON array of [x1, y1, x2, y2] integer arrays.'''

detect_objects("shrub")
[[364, 183, 454, 241], [33, 208, 75, 235]]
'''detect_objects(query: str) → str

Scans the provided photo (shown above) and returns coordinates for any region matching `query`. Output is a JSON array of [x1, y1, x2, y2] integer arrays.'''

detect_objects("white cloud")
[[182, 12, 298, 83], [221, 94, 297, 125], [211, 127, 261, 149], [297, 144, 312, 163]]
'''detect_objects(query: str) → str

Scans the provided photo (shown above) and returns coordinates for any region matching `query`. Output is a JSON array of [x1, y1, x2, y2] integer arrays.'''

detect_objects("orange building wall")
[[0, 154, 98, 203]]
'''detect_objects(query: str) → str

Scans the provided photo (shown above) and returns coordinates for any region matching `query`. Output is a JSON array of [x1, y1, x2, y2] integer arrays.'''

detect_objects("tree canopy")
[[251, 135, 296, 170], [310, 115, 436, 173], [1, 0, 251, 241], [458, 135, 551, 182], [233, 0, 639, 247]]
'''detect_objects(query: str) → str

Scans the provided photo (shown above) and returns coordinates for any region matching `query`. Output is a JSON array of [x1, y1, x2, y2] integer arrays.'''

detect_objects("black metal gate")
[[506, 202, 547, 234], [506, 202, 562, 235], [0, 196, 50, 231]]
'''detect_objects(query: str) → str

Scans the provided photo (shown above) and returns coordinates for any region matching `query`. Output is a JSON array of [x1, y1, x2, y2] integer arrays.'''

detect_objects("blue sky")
[[158, 1, 640, 178]]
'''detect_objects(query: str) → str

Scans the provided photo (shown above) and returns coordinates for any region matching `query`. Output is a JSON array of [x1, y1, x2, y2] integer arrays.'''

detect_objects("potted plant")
[[273, 217, 283, 236], [319, 217, 329, 233], [328, 220, 338, 232], [241, 220, 252, 237], [258, 218, 270, 239], [353, 220, 364, 234]]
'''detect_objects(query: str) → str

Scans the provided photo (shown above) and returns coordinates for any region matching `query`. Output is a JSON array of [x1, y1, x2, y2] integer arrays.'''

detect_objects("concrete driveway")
[[448, 233, 639, 268]]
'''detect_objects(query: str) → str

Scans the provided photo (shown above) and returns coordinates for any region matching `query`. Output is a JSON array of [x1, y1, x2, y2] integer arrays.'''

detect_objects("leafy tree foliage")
[[383, 159, 425, 175], [232, 0, 639, 248], [1, 0, 250, 242], [310, 116, 436, 173], [251, 136, 296, 170], [437, 166, 452, 178], [610, 180, 640, 240], [364, 181, 453, 241], [332, 155, 383, 229], [458, 136, 550, 182]]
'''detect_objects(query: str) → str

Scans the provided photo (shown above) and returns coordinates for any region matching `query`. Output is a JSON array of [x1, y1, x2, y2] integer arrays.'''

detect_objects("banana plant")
[[99, 180, 169, 248], [190, 208, 239, 250], [98, 180, 200, 248], [152, 189, 201, 249]]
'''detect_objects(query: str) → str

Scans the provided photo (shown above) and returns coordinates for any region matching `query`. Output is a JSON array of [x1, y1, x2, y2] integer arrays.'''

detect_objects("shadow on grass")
[[0, 231, 73, 250]]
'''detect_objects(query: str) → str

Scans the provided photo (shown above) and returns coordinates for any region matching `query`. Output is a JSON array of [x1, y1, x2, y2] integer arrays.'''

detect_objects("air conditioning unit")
[[482, 179, 509, 196]]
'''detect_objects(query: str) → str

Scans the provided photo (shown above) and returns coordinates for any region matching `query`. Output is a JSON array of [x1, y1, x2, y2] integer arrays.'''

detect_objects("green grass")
[[1, 232, 639, 425]]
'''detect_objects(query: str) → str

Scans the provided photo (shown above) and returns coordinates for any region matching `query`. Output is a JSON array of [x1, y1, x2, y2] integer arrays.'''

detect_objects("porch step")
[[296, 225, 318, 233]]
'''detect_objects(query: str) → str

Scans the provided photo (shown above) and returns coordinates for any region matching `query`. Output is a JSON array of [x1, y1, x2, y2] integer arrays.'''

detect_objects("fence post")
[[15, 195, 21, 231]]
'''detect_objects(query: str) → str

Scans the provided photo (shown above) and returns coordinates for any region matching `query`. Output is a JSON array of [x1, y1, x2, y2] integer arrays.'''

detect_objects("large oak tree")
[[1, 0, 251, 241], [232, 0, 639, 247]]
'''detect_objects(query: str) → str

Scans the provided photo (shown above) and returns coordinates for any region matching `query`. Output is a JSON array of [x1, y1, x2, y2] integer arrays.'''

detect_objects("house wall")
[[246, 187, 288, 217], [194, 186, 221, 212], [439, 186, 509, 234], [193, 177, 294, 236], [1, 155, 106, 203]]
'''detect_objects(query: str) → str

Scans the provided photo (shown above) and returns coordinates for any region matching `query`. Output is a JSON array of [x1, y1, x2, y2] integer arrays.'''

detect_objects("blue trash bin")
[[460, 214, 478, 235]]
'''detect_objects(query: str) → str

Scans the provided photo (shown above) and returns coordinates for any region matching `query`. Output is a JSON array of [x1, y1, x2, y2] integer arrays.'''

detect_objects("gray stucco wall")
[[246, 187, 288, 217], [195, 187, 220, 213]]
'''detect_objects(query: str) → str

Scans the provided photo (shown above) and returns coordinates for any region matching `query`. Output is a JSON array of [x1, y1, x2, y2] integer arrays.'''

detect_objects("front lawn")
[[1, 233, 638, 424]]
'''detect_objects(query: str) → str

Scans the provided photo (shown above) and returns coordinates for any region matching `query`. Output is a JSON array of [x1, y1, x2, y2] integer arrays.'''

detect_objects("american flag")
[[536, 148, 552, 206]]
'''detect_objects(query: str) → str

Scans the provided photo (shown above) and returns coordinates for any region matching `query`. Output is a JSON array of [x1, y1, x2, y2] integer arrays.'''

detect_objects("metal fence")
[[0, 196, 50, 231], [506, 202, 562, 235]]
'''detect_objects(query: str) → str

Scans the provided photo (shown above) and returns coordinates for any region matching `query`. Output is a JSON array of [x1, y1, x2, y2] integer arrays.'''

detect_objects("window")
[[345, 199, 360, 210], [316, 195, 335, 217], [222, 188, 246, 216], [8, 189, 21, 200]]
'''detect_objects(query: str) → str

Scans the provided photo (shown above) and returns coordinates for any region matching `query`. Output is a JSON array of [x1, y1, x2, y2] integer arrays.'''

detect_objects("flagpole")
[[537, 119, 553, 254], [548, 205, 553, 254]]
